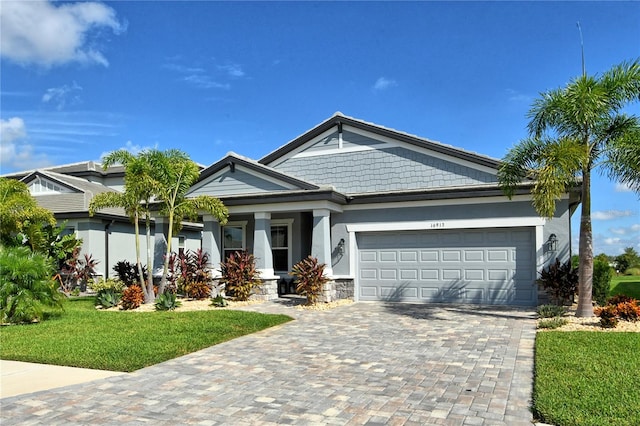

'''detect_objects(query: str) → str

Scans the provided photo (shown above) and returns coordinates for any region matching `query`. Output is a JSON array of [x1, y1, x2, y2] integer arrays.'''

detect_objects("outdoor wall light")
[[547, 234, 558, 252], [337, 238, 345, 255]]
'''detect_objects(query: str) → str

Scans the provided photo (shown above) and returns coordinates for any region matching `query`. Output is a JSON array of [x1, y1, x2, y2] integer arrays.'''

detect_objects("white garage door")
[[357, 228, 536, 306]]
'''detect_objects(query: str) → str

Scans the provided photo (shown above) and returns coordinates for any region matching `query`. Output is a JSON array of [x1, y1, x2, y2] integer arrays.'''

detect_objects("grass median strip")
[[0, 297, 292, 372], [534, 331, 640, 426]]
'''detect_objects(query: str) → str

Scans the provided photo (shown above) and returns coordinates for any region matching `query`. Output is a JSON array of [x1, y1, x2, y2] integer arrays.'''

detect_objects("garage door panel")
[[421, 269, 439, 280], [465, 250, 484, 261], [421, 250, 439, 261], [400, 269, 418, 280], [465, 269, 484, 280], [357, 228, 536, 306], [442, 250, 461, 262], [360, 251, 377, 262], [380, 269, 397, 280], [400, 251, 418, 262], [379, 251, 397, 262], [487, 250, 508, 262]]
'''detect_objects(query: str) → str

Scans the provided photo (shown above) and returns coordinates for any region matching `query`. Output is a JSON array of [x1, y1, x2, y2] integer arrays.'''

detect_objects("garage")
[[356, 228, 537, 306]]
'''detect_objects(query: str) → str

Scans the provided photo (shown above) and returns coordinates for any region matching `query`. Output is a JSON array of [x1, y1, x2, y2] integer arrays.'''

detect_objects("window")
[[223, 222, 246, 260], [271, 220, 293, 273], [178, 235, 186, 256], [28, 176, 72, 195]]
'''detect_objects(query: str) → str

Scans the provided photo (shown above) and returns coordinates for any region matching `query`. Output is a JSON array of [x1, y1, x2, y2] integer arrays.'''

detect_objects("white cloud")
[[505, 88, 532, 103], [615, 182, 633, 192], [42, 82, 83, 110], [100, 141, 158, 161], [0, 117, 51, 171], [218, 63, 245, 78], [373, 77, 398, 91], [0, 0, 125, 68], [592, 210, 634, 220], [632, 224, 640, 232], [183, 74, 230, 90]]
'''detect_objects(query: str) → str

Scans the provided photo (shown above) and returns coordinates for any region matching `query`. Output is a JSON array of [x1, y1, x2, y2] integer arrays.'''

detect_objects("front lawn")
[[0, 297, 292, 372], [534, 332, 640, 426], [610, 275, 640, 299]]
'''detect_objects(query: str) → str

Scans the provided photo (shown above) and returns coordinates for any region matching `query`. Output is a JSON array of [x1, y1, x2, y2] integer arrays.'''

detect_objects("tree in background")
[[0, 178, 56, 250], [144, 149, 228, 295], [499, 59, 640, 317], [615, 247, 640, 274]]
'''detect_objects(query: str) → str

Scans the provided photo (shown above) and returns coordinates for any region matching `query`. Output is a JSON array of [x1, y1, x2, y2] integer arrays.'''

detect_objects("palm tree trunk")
[[133, 212, 151, 303], [145, 210, 155, 302], [158, 211, 174, 295], [576, 167, 594, 317]]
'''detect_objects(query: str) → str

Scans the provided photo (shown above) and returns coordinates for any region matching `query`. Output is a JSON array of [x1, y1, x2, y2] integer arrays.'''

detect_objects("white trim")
[[536, 225, 545, 269], [290, 145, 378, 159], [227, 200, 343, 214], [346, 217, 545, 233], [254, 212, 271, 220], [271, 219, 294, 274], [222, 221, 247, 257], [269, 127, 338, 167]]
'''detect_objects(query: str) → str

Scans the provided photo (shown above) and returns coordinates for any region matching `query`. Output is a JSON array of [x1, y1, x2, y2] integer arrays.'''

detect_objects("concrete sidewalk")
[[0, 360, 124, 399]]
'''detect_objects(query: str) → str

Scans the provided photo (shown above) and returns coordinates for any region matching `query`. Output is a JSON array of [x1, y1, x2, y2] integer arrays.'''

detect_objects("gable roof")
[[259, 112, 502, 169], [191, 152, 321, 195], [20, 170, 124, 216]]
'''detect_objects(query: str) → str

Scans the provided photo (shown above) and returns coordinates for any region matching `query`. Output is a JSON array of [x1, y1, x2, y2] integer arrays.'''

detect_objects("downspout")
[[104, 220, 114, 279]]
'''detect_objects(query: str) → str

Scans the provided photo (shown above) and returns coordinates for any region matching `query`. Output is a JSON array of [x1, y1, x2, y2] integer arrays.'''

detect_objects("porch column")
[[152, 217, 168, 277], [202, 214, 222, 278], [312, 209, 333, 276], [254, 212, 276, 278]]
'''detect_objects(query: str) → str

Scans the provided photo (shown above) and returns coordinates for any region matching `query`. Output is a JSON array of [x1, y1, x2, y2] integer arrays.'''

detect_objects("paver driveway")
[[0, 302, 536, 425]]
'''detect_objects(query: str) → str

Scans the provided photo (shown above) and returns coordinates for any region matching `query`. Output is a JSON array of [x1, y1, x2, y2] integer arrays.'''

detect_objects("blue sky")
[[1, 0, 638, 256]]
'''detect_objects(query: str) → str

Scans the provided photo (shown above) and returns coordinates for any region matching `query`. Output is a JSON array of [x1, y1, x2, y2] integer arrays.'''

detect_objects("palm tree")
[[144, 149, 228, 294], [90, 151, 157, 303], [499, 59, 640, 317]]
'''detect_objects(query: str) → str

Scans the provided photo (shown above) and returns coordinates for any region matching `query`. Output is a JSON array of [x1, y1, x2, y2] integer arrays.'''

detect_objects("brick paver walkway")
[[0, 301, 536, 425]]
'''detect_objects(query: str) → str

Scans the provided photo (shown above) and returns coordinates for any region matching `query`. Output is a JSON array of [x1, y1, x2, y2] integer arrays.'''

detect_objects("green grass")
[[0, 297, 292, 372], [610, 275, 640, 299], [534, 332, 640, 426]]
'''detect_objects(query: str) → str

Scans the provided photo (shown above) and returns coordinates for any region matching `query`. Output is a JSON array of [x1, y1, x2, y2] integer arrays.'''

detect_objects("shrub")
[[291, 256, 330, 305], [537, 317, 569, 329], [210, 294, 228, 307], [615, 300, 640, 322], [121, 285, 144, 310], [219, 251, 261, 301], [184, 281, 211, 300], [592, 258, 612, 306], [595, 305, 619, 328], [154, 292, 181, 311], [536, 258, 578, 305], [89, 278, 125, 293], [594, 296, 640, 328], [0, 246, 64, 324], [113, 261, 147, 287], [537, 304, 566, 318], [625, 267, 640, 276], [95, 289, 121, 309], [172, 249, 212, 296]]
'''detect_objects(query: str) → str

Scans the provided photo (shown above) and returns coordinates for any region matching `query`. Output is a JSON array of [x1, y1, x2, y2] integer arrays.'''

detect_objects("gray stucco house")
[[185, 113, 578, 306], [5, 113, 578, 306]]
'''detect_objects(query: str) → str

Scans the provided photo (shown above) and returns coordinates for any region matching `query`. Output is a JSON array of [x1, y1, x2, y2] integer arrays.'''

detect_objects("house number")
[[430, 222, 445, 228]]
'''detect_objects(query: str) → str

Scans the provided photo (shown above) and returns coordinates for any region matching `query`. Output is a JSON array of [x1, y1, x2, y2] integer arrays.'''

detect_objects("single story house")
[[4, 113, 579, 306]]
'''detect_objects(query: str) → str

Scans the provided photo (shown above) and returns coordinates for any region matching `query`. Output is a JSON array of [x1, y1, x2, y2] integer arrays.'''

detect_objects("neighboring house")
[[4, 113, 578, 306], [2, 161, 202, 279]]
